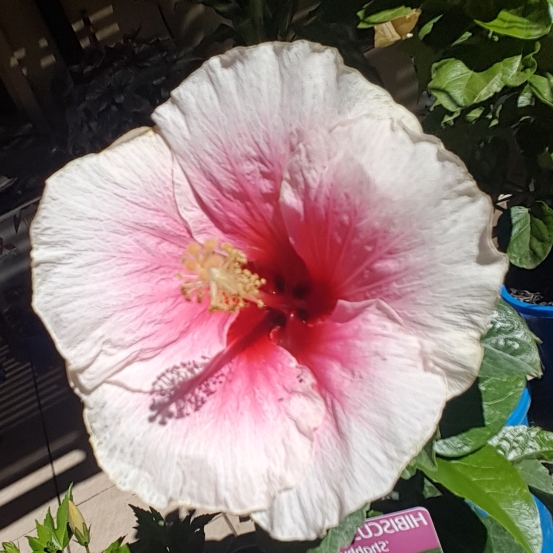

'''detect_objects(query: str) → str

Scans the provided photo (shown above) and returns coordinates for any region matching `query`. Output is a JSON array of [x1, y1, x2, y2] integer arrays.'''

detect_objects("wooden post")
[[32, 0, 82, 66], [0, 27, 48, 130]]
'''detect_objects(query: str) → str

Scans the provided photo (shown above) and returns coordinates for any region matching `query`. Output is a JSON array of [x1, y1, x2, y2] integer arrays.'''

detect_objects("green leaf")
[[307, 504, 368, 553], [490, 426, 553, 462], [103, 539, 131, 553], [34, 512, 56, 551], [130, 507, 217, 553], [475, 1, 552, 40], [529, 72, 553, 107], [514, 458, 553, 495], [466, 106, 485, 122], [1, 543, 21, 553], [414, 435, 438, 472], [435, 301, 536, 458], [25, 537, 44, 553], [130, 506, 167, 553], [508, 201, 553, 269], [418, 14, 442, 40], [477, 514, 526, 553], [423, 478, 442, 498], [55, 487, 72, 549], [481, 300, 541, 379], [518, 84, 535, 107], [435, 374, 525, 457], [429, 46, 538, 111], [358, 5, 414, 27], [422, 445, 542, 553]]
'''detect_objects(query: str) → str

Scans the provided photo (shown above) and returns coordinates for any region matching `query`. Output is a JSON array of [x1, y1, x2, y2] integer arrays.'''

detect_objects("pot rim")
[[501, 286, 553, 319]]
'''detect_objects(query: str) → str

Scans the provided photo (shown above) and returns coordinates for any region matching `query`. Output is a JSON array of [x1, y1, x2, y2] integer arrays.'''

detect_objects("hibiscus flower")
[[31, 41, 506, 541]]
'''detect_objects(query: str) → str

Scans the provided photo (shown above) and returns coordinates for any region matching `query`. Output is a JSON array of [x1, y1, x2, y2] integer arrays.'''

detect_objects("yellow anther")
[[179, 239, 265, 313], [204, 238, 218, 251], [187, 242, 201, 255], [205, 254, 224, 268]]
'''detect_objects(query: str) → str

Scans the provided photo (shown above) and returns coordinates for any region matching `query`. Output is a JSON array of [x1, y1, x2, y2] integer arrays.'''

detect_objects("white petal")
[[152, 40, 419, 260], [31, 130, 231, 393], [84, 324, 324, 512], [279, 117, 507, 398], [252, 300, 447, 540]]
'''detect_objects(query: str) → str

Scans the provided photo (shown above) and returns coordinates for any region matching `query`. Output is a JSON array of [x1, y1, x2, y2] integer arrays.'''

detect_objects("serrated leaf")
[[34, 514, 55, 549], [508, 201, 553, 269], [129, 506, 167, 553], [477, 514, 526, 553], [43, 510, 55, 535], [191, 513, 217, 530], [422, 445, 542, 553], [515, 458, 553, 495], [435, 301, 535, 457], [307, 504, 368, 553], [490, 426, 553, 462], [1, 543, 21, 553], [466, 106, 485, 122], [26, 537, 45, 553], [55, 487, 72, 548], [103, 538, 131, 553]]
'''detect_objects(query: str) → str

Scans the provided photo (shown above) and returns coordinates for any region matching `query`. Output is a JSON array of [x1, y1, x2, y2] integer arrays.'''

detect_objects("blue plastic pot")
[[474, 390, 553, 551], [506, 387, 553, 553], [501, 285, 553, 429], [506, 387, 531, 426]]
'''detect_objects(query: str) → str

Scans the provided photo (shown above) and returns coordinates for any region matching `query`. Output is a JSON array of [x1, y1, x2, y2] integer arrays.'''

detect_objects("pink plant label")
[[339, 507, 443, 553]]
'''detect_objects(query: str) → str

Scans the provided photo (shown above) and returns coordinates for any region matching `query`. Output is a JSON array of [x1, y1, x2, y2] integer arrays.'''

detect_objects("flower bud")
[[68, 501, 90, 546]]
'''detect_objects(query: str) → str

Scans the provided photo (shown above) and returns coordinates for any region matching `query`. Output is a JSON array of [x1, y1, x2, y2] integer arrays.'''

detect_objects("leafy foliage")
[[490, 425, 553, 461], [27, 486, 73, 553], [59, 33, 201, 157], [435, 300, 539, 457], [508, 201, 553, 269], [360, 0, 553, 268], [420, 445, 542, 553], [3, 486, 217, 553], [306, 504, 369, 553], [478, 515, 526, 553], [129, 507, 217, 553], [411, 300, 550, 552]]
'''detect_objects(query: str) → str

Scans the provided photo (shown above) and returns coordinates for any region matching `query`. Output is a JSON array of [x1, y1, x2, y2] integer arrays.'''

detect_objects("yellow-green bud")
[[68, 501, 90, 546]]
